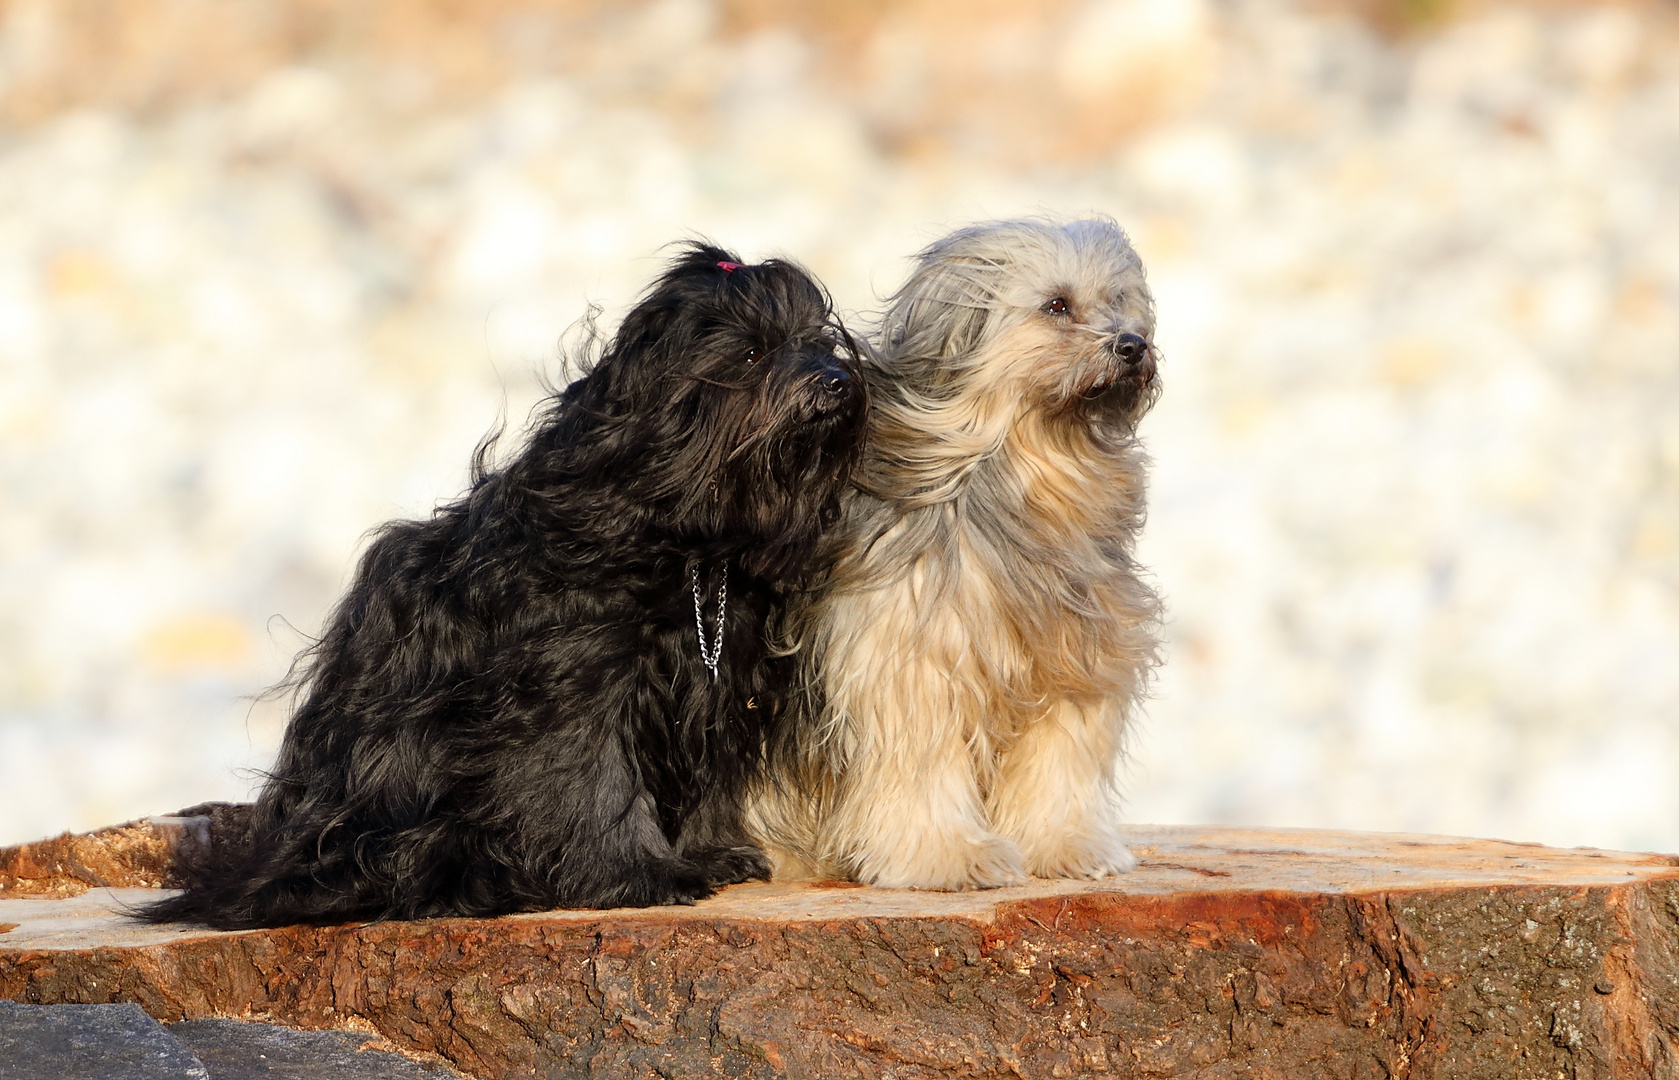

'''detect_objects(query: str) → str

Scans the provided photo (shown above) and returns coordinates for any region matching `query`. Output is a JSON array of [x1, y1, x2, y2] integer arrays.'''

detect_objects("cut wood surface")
[[2, 813, 1677, 1079]]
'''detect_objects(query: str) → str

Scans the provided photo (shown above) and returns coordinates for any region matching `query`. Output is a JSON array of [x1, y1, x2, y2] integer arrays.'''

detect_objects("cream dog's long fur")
[[751, 218, 1162, 889]]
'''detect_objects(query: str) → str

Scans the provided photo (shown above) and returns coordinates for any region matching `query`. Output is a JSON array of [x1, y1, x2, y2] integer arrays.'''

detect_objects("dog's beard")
[[965, 319, 1159, 432], [1063, 355, 1160, 430], [706, 397, 865, 581], [622, 347, 865, 581]]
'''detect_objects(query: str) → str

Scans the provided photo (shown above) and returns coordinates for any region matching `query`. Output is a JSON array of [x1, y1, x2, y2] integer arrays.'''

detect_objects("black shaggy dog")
[[142, 245, 866, 928]]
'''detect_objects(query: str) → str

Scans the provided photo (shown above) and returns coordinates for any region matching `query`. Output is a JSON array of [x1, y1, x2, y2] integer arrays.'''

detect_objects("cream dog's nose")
[[1112, 333, 1147, 365]]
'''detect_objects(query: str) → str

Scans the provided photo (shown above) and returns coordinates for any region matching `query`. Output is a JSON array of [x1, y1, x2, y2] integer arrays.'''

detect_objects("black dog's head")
[[537, 243, 867, 580]]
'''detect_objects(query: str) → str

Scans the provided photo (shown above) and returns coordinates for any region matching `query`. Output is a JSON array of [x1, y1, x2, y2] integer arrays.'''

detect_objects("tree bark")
[[3, 812, 1677, 1079]]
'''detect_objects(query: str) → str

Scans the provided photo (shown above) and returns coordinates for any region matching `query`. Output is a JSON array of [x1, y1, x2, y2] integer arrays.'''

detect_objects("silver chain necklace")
[[690, 562, 728, 680]]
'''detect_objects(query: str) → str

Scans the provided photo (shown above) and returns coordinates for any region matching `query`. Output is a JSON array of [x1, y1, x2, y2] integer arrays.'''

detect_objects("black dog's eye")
[[745, 347, 765, 364], [1045, 297, 1069, 315]]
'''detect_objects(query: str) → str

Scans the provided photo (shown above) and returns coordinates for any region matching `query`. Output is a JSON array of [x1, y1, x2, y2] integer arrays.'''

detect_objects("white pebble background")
[[2, 0, 1676, 852]]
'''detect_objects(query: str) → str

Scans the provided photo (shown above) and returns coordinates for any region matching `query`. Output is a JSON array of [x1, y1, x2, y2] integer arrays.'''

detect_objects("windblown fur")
[[750, 218, 1161, 889], [142, 244, 866, 927]]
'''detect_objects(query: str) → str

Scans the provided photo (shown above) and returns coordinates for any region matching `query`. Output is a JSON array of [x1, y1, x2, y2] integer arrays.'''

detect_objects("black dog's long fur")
[[142, 245, 866, 927]]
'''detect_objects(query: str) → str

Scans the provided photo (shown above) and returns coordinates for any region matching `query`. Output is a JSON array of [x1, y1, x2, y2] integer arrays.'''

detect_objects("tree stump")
[[3, 810, 1676, 1079]]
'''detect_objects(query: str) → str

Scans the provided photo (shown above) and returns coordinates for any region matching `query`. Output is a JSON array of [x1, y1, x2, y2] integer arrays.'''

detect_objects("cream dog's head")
[[879, 217, 1158, 428], [859, 218, 1158, 511]]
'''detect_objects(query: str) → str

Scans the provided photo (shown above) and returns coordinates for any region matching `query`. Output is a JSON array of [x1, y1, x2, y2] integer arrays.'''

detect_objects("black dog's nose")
[[807, 361, 859, 417], [1113, 333, 1148, 365]]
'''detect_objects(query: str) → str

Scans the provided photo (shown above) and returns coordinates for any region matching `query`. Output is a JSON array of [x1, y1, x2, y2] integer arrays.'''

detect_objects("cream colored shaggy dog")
[[750, 218, 1162, 889]]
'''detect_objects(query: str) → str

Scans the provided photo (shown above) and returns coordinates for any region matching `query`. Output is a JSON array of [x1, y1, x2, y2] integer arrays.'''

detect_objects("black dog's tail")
[[131, 805, 272, 929], [135, 854, 360, 931], [135, 872, 250, 928], [130, 804, 255, 928], [132, 803, 370, 930], [136, 862, 275, 930]]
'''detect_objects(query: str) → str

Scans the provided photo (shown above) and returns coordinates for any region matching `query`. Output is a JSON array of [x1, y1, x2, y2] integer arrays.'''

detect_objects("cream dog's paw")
[[1025, 829, 1137, 880]]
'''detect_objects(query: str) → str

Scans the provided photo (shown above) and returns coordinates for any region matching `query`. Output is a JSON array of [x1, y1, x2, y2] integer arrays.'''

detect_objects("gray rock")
[[0, 1001, 209, 1079], [167, 1020, 463, 1080]]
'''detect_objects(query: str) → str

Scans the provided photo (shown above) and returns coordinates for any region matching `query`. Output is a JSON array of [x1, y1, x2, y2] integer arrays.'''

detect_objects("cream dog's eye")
[[745, 346, 765, 363], [1044, 297, 1069, 315]]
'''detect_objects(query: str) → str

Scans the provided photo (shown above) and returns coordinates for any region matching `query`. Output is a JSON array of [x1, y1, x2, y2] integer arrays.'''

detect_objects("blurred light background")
[[2, 0, 1676, 852]]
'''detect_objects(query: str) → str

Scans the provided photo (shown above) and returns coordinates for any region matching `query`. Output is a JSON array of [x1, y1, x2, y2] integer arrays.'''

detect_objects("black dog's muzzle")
[[799, 351, 865, 419], [818, 365, 852, 396]]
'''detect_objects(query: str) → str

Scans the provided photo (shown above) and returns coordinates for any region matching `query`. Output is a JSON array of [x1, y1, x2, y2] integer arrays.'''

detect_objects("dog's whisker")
[[680, 373, 757, 391]]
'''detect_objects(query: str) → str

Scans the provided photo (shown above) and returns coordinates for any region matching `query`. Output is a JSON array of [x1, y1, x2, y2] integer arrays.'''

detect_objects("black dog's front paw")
[[592, 858, 715, 908], [689, 844, 773, 888], [651, 861, 716, 906]]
